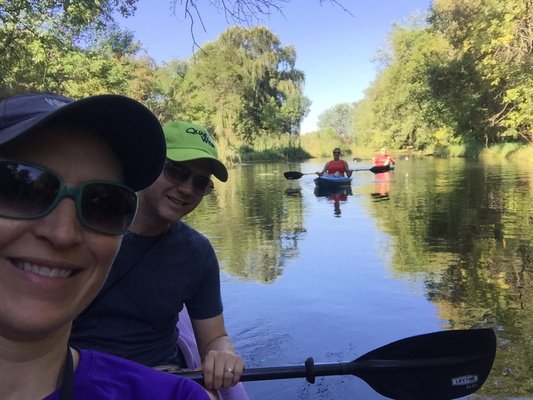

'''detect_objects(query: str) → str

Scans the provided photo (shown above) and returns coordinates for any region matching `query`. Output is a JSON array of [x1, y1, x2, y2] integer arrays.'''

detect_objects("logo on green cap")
[[185, 126, 215, 149]]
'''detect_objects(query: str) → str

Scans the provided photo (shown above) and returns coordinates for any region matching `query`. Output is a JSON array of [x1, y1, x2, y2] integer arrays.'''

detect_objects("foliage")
[[1, 0, 309, 164], [352, 26, 454, 152], [479, 142, 522, 161], [300, 128, 351, 158], [427, 0, 533, 146], [159, 26, 309, 154], [280, 145, 312, 161], [510, 145, 533, 166], [3, 0, 530, 160], [337, 0, 532, 153], [317, 103, 354, 140], [239, 147, 286, 162], [0, 0, 140, 96]]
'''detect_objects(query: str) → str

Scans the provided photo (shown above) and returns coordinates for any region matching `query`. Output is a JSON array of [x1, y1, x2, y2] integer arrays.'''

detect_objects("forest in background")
[[1, 0, 531, 163]]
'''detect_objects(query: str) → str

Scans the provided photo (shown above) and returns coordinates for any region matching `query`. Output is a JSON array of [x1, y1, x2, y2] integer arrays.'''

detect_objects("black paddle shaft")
[[284, 165, 390, 180], [283, 171, 315, 180], [177, 328, 496, 400], [351, 165, 391, 173]]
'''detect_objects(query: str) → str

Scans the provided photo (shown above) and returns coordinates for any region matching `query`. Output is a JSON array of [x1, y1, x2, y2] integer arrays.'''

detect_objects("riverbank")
[[237, 143, 533, 164]]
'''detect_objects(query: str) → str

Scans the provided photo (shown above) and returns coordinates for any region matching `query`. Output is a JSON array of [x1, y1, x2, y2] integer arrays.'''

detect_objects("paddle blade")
[[284, 171, 304, 180], [354, 328, 496, 400], [369, 165, 391, 173]]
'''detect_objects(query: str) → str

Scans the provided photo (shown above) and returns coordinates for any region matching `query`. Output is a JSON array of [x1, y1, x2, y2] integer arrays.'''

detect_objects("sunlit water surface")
[[184, 157, 533, 399]]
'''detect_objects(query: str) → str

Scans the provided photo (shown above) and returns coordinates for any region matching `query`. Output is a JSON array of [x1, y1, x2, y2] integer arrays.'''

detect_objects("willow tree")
[[176, 26, 309, 146]]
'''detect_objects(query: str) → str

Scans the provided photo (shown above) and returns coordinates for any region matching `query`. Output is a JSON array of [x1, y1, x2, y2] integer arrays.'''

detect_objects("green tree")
[[353, 25, 453, 151], [0, 1, 151, 97], [429, 0, 533, 145], [318, 103, 354, 140], [176, 26, 309, 144]]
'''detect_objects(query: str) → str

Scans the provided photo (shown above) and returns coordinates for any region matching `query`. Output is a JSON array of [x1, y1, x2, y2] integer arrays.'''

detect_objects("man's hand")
[[201, 348, 244, 390]]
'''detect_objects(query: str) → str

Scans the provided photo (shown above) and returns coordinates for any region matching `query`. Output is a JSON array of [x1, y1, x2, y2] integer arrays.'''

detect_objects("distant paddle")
[[351, 165, 391, 173], [178, 328, 496, 400], [283, 171, 317, 180], [284, 165, 390, 180]]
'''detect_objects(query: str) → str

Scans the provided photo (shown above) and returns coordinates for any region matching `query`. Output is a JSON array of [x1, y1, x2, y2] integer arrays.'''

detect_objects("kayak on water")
[[177, 307, 250, 400], [314, 174, 352, 190]]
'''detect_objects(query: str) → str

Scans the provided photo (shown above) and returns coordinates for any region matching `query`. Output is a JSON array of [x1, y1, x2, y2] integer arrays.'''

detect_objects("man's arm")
[[191, 314, 244, 391]]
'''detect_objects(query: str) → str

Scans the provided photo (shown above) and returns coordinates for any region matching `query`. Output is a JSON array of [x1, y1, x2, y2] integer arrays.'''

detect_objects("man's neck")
[[130, 210, 172, 236]]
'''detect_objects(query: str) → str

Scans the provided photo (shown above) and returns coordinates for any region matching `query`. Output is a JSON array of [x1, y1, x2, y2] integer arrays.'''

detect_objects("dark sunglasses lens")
[[165, 163, 191, 183], [165, 162, 213, 196], [0, 161, 60, 218], [81, 183, 137, 234], [192, 176, 213, 195]]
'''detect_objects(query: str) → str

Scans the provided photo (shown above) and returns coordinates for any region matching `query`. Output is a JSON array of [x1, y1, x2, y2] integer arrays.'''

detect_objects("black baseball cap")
[[0, 93, 165, 191]]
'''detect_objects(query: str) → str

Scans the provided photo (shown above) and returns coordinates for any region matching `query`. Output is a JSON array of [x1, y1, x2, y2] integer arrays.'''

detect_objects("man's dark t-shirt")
[[70, 222, 223, 367]]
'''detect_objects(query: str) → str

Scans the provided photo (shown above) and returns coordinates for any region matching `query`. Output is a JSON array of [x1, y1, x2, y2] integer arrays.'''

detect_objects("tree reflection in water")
[[184, 159, 533, 399]]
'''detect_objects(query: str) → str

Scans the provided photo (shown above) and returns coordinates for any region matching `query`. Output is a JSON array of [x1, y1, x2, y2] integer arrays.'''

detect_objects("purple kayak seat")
[[177, 307, 250, 400]]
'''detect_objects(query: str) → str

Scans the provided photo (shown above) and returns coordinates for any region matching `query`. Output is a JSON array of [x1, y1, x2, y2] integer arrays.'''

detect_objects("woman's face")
[[0, 122, 124, 341]]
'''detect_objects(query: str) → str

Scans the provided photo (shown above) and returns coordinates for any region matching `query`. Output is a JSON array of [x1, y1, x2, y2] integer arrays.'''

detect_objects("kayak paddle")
[[351, 165, 391, 173], [284, 165, 390, 179], [178, 328, 496, 400], [283, 171, 317, 180]]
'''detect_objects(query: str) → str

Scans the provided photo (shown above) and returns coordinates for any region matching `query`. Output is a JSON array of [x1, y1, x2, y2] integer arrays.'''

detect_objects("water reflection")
[[371, 171, 392, 201], [184, 158, 533, 399], [314, 185, 352, 217]]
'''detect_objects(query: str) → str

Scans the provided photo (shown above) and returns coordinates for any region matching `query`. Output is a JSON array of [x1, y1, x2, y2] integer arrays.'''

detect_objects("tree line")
[[317, 0, 532, 155], [1, 0, 310, 162], [2, 0, 531, 162]]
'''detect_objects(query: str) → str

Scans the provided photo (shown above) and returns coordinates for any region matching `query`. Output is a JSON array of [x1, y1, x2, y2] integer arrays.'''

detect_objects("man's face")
[[138, 158, 213, 225]]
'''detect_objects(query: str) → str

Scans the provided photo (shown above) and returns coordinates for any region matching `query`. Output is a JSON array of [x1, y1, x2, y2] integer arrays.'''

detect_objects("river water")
[[184, 156, 533, 399]]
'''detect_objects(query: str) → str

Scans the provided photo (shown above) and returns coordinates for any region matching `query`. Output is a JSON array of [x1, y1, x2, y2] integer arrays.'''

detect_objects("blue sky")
[[116, 0, 432, 133]]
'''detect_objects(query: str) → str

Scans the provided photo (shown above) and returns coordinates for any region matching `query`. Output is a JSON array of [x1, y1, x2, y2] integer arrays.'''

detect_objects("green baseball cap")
[[163, 120, 228, 182]]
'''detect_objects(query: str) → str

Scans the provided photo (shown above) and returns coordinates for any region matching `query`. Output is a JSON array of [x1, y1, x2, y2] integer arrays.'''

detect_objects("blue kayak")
[[314, 175, 352, 190]]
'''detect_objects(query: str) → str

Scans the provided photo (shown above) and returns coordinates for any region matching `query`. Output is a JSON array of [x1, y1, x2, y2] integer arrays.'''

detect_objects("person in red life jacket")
[[317, 148, 352, 177], [372, 147, 396, 167]]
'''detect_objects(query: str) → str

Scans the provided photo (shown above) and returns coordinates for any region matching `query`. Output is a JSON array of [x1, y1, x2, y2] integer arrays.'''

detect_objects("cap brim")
[[3, 95, 165, 191], [167, 148, 228, 182]]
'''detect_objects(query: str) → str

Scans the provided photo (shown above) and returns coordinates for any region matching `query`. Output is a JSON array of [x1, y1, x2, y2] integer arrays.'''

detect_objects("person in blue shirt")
[[71, 120, 245, 397]]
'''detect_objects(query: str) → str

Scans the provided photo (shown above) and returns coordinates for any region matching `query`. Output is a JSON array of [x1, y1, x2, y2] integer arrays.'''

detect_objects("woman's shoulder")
[[73, 349, 209, 400]]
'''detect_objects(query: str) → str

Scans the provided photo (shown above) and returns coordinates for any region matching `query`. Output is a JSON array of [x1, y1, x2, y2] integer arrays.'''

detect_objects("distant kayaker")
[[372, 147, 396, 167], [317, 148, 352, 177]]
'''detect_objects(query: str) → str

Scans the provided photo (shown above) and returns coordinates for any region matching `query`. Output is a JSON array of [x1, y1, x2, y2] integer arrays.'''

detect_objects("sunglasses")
[[163, 160, 214, 196], [0, 160, 138, 235]]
